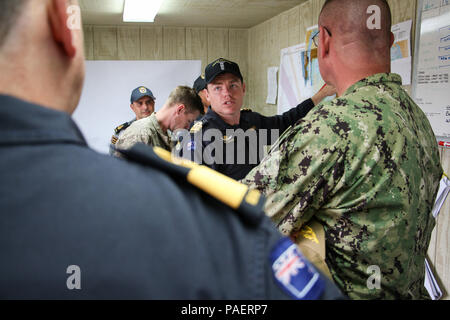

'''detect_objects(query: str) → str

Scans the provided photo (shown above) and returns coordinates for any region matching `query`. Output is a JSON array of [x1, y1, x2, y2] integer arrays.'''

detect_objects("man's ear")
[[242, 81, 246, 94], [205, 86, 211, 101], [48, 0, 76, 58], [176, 104, 186, 115], [319, 26, 330, 59], [390, 31, 395, 47]]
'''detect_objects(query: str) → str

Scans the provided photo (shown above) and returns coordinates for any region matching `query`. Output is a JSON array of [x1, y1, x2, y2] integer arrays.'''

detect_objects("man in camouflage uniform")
[[109, 86, 156, 155], [113, 86, 203, 155], [242, 0, 443, 299]]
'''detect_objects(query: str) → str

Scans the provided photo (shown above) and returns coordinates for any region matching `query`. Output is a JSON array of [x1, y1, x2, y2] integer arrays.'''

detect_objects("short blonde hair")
[[167, 86, 204, 115]]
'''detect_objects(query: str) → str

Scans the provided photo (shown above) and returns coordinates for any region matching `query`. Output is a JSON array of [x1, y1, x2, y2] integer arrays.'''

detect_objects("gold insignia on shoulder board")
[[222, 135, 234, 143], [190, 121, 203, 133], [114, 124, 124, 134]]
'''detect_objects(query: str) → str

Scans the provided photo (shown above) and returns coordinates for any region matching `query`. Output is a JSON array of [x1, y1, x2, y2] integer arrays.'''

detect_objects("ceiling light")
[[123, 0, 165, 23]]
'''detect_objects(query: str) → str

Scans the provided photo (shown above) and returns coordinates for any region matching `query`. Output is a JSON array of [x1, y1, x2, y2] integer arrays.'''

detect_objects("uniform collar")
[[0, 94, 87, 146], [343, 73, 403, 96], [205, 107, 240, 130], [149, 112, 171, 148]]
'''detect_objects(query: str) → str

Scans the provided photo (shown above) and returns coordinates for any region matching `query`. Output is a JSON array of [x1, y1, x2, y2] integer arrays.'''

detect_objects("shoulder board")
[[114, 121, 133, 134], [119, 144, 265, 226], [111, 135, 118, 145], [241, 108, 252, 113], [190, 120, 205, 133]]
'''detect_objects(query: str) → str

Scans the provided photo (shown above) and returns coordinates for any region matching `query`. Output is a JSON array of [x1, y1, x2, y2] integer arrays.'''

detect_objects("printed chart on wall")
[[278, 26, 325, 114], [413, 0, 450, 138], [391, 20, 413, 85]]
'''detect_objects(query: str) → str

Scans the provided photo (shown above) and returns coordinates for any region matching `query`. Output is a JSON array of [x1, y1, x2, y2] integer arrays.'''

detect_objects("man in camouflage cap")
[[114, 86, 203, 155], [242, 0, 443, 299]]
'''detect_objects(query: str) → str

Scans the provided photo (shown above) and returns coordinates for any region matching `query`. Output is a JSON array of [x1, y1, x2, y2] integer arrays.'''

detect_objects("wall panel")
[[186, 28, 208, 71], [83, 25, 94, 60], [140, 26, 164, 60], [207, 28, 229, 63], [299, 1, 314, 45], [287, 6, 301, 47], [118, 27, 141, 60], [163, 27, 186, 60], [229, 29, 249, 107], [93, 26, 118, 60]]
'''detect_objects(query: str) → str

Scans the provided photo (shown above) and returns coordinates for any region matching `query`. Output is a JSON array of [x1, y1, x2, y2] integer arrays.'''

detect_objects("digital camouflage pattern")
[[114, 113, 172, 154], [242, 73, 443, 299]]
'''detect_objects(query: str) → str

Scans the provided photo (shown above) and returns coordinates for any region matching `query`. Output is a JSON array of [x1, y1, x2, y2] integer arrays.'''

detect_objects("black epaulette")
[[120, 144, 265, 227], [114, 121, 133, 135], [241, 108, 253, 113]]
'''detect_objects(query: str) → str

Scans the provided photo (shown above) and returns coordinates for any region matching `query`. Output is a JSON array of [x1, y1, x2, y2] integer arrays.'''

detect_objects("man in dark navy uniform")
[[0, 0, 344, 300], [109, 86, 156, 155], [193, 75, 209, 115], [179, 58, 336, 180]]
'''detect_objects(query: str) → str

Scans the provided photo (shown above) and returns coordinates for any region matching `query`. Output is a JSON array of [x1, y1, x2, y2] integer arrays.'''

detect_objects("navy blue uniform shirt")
[[179, 99, 315, 180]]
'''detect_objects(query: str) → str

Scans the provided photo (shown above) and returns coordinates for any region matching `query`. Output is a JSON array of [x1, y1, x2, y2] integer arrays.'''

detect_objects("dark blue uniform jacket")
[[180, 99, 315, 180]]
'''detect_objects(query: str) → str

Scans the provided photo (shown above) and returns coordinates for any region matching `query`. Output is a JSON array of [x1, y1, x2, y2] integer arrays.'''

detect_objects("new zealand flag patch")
[[187, 141, 196, 151], [270, 237, 325, 300]]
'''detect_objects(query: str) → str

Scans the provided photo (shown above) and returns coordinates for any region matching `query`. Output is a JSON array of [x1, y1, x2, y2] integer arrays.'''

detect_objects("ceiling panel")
[[79, 0, 307, 28]]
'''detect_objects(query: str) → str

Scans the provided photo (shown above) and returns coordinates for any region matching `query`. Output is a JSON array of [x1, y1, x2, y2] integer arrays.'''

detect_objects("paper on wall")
[[391, 20, 413, 85], [425, 258, 443, 300]]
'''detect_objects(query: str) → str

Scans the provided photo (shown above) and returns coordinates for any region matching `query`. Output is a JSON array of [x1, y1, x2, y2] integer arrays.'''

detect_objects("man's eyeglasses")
[[312, 27, 332, 47]]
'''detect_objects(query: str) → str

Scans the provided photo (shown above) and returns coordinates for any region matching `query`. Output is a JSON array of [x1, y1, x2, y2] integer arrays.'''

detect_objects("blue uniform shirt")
[[179, 99, 315, 180]]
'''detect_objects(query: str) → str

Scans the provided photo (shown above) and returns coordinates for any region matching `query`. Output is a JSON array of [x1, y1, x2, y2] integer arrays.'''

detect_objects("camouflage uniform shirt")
[[242, 73, 443, 299], [114, 113, 171, 154]]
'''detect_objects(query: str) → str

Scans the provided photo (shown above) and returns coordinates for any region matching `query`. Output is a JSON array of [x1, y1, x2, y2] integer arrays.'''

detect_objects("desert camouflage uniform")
[[114, 113, 171, 155], [242, 73, 443, 299]]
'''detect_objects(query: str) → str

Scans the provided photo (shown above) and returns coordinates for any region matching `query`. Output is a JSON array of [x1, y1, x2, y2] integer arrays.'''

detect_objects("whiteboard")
[[412, 0, 450, 140], [72, 60, 201, 153]]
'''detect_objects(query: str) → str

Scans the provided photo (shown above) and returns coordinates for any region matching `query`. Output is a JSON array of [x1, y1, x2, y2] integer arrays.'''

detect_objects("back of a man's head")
[[318, 0, 393, 94], [320, 0, 392, 51], [0, 0, 85, 115], [167, 86, 204, 115], [0, 0, 28, 50]]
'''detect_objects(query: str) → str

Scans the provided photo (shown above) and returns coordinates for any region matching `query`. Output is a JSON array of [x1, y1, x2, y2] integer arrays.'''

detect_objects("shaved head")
[[316, 0, 394, 95], [320, 0, 392, 51]]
